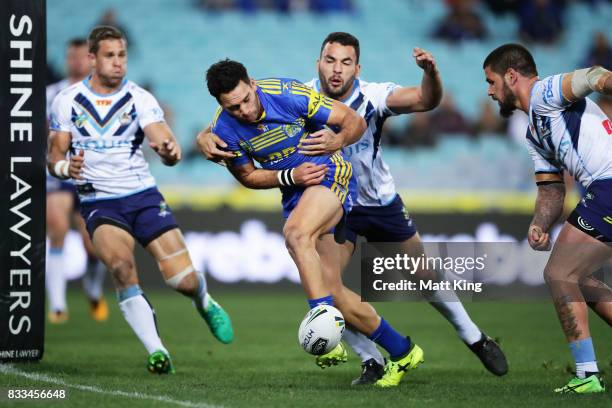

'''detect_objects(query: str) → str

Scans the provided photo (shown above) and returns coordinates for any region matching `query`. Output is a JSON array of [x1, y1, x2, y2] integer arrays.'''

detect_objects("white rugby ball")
[[298, 304, 345, 355]]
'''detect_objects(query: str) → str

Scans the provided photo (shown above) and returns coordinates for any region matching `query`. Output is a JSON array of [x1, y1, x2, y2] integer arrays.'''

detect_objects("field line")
[[0, 364, 220, 408]]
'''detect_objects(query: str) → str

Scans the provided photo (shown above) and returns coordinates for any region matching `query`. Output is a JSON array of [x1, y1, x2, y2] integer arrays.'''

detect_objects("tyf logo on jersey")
[[96, 99, 112, 106]]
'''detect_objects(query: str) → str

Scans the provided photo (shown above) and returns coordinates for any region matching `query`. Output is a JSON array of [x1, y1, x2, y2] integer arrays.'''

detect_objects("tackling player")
[[199, 33, 508, 386], [205, 59, 426, 387], [483, 43, 612, 394], [47, 26, 234, 374], [46, 38, 109, 324]]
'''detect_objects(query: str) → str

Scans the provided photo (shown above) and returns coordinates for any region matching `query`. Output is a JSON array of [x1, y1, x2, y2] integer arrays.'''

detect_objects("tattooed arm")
[[528, 180, 565, 251]]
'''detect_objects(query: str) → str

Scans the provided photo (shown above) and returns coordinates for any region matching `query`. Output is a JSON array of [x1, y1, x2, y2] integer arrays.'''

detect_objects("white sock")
[[46, 247, 67, 312], [119, 294, 167, 354], [576, 361, 599, 379], [343, 327, 385, 366], [83, 258, 106, 300], [424, 289, 482, 345], [193, 272, 210, 311]]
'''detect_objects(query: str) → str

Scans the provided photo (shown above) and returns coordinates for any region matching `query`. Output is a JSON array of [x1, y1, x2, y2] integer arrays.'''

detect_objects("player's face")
[[317, 42, 360, 100], [66, 45, 90, 80], [91, 39, 127, 88], [484, 66, 517, 118], [219, 79, 261, 123]]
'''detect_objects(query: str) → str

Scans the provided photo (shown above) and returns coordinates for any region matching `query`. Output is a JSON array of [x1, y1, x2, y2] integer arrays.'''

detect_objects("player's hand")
[[298, 128, 342, 156], [196, 128, 235, 163], [292, 162, 328, 186], [528, 224, 551, 251], [413, 47, 437, 74], [150, 139, 181, 166], [69, 149, 85, 180]]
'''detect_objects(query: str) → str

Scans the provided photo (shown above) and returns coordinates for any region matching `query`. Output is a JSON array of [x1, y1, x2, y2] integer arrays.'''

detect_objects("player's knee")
[[109, 257, 136, 285], [283, 223, 313, 252], [165, 266, 198, 296], [543, 264, 580, 285]]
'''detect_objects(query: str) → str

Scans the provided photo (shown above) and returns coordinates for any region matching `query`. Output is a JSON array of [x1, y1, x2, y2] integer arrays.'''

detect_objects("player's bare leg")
[[74, 214, 108, 321], [146, 228, 233, 344], [580, 275, 612, 325], [46, 191, 73, 323], [93, 225, 173, 374], [283, 185, 343, 302], [544, 222, 612, 392]]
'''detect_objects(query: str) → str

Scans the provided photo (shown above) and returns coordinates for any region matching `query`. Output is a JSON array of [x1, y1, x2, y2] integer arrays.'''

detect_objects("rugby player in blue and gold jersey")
[[206, 60, 425, 385]]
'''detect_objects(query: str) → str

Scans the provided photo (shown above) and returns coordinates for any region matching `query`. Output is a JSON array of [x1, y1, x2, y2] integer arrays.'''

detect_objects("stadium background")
[[47, 0, 612, 290]]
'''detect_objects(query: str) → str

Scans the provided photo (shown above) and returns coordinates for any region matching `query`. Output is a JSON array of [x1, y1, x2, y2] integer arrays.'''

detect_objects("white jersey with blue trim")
[[305, 78, 400, 206], [527, 74, 612, 188], [49, 78, 163, 202]]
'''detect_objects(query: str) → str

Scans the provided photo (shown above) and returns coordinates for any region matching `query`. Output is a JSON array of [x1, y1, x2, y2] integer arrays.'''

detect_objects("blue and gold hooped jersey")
[[211, 78, 337, 170]]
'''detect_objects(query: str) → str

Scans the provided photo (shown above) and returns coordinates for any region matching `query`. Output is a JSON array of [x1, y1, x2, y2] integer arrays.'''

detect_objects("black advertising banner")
[[0, 0, 46, 361]]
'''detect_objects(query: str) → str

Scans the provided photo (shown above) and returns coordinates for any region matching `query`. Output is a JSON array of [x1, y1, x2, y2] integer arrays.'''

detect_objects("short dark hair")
[[206, 59, 250, 100], [88, 25, 126, 54], [67, 38, 87, 48], [320, 32, 360, 63], [483, 43, 538, 77]]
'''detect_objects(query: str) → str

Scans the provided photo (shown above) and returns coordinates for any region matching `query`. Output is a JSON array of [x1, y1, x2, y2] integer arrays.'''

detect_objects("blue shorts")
[[79, 187, 178, 247], [281, 153, 356, 218], [345, 194, 417, 244], [571, 179, 612, 242]]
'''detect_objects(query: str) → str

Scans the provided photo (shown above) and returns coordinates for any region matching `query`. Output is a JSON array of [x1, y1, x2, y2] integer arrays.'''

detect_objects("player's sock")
[[308, 295, 334, 309], [46, 246, 67, 312], [83, 256, 106, 301], [424, 289, 481, 345], [117, 284, 167, 355], [192, 272, 210, 310], [369, 318, 411, 360], [343, 326, 385, 366], [569, 337, 598, 379]]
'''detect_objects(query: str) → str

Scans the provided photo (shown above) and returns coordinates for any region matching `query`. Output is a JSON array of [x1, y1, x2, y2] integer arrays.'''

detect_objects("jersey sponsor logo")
[[341, 140, 369, 158], [96, 99, 112, 106], [73, 139, 133, 150], [158, 201, 170, 217], [257, 124, 270, 132], [603, 119, 612, 135], [542, 77, 554, 103], [577, 216, 595, 231]]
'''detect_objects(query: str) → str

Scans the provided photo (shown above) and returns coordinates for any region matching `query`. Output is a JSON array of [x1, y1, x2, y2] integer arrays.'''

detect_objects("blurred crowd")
[[194, 0, 354, 13]]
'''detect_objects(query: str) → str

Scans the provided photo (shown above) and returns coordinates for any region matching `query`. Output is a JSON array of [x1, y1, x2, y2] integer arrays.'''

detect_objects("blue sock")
[[369, 318, 411, 360], [117, 284, 143, 302], [569, 337, 598, 378], [308, 295, 334, 309]]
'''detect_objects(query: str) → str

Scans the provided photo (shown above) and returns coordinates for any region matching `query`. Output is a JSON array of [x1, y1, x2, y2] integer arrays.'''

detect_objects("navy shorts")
[[570, 179, 612, 242], [345, 194, 417, 244], [79, 187, 179, 247]]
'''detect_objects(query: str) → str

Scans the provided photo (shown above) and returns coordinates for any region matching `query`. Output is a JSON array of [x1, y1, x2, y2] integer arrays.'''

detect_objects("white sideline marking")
[[0, 364, 219, 408]]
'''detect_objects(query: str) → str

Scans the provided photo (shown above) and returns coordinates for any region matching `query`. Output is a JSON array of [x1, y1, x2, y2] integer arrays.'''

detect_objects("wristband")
[[277, 169, 295, 187], [53, 160, 70, 179]]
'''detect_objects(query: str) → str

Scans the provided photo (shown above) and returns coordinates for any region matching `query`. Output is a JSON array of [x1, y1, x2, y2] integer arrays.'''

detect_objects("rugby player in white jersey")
[[483, 43, 612, 394], [46, 38, 109, 324], [47, 26, 234, 374], [198, 32, 508, 386]]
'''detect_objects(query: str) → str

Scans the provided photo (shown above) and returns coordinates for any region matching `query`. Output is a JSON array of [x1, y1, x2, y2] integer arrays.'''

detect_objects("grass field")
[[1, 289, 611, 407]]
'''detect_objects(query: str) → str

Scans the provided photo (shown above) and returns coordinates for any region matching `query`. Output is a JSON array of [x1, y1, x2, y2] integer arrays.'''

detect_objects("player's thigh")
[[73, 212, 97, 257], [395, 232, 439, 281], [145, 228, 194, 280], [92, 224, 137, 280], [545, 222, 612, 282], [46, 191, 73, 233], [285, 186, 344, 238]]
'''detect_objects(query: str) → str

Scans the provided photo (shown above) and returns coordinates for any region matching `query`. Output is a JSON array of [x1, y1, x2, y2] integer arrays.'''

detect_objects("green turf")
[[1, 289, 610, 407]]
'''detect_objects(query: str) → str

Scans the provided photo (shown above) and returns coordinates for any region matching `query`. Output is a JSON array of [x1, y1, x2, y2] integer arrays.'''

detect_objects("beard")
[[498, 84, 517, 118], [319, 74, 355, 99]]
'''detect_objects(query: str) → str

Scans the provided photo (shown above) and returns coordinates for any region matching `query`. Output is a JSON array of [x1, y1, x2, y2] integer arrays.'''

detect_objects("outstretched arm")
[[562, 66, 612, 102], [386, 47, 443, 114], [144, 121, 182, 166]]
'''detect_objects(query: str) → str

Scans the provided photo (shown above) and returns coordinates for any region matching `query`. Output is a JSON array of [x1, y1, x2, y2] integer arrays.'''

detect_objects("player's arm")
[[144, 121, 181, 166], [299, 100, 366, 156], [47, 130, 84, 180], [528, 173, 565, 251], [386, 47, 443, 114], [561, 66, 612, 102], [226, 159, 328, 189]]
